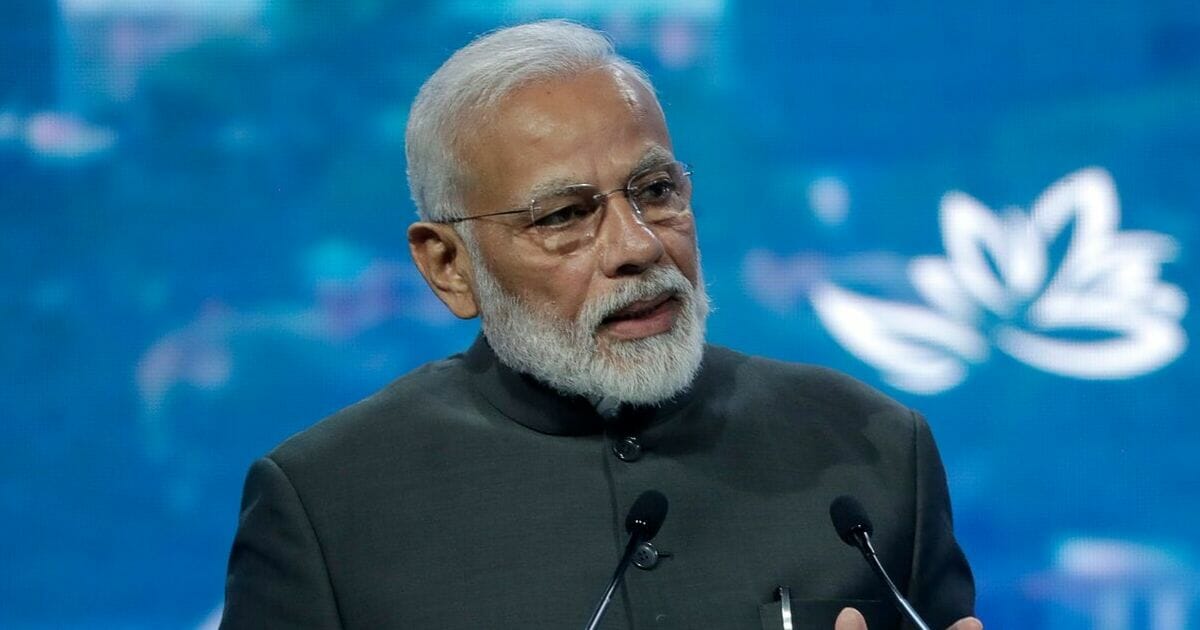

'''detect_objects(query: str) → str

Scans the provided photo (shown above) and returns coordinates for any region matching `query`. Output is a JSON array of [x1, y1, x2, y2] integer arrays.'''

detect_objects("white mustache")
[[579, 266, 693, 331]]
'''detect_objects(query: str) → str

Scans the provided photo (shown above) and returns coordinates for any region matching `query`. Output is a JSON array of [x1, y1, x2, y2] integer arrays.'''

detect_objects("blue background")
[[2, 1, 1197, 627]]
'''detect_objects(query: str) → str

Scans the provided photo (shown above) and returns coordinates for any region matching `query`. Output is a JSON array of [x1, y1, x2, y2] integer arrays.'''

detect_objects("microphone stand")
[[849, 529, 931, 630], [583, 533, 644, 630]]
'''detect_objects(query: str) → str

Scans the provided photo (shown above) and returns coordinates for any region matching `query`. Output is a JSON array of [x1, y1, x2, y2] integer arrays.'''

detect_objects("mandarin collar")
[[460, 334, 709, 439]]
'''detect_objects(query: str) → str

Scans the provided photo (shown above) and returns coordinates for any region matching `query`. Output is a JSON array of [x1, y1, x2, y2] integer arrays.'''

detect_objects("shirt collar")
[[460, 334, 709, 439]]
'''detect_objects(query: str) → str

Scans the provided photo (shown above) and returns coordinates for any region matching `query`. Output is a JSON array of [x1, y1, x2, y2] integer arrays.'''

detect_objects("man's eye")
[[533, 203, 594, 227], [634, 179, 677, 205]]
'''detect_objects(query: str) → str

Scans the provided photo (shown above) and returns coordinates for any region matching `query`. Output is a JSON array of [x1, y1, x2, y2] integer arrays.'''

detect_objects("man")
[[221, 20, 980, 630]]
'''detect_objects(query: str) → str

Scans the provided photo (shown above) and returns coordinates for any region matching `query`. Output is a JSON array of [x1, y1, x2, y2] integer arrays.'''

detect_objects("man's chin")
[[594, 325, 674, 358]]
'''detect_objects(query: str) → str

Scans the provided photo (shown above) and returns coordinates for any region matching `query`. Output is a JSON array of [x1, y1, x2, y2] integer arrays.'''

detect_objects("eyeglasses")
[[441, 161, 693, 254]]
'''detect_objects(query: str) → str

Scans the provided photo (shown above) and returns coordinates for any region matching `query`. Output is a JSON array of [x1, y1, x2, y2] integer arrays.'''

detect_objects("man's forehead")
[[492, 67, 659, 136], [458, 66, 673, 208]]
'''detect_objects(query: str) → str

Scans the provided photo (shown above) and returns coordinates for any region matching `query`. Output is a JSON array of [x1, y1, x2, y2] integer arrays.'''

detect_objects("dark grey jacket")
[[221, 337, 974, 629]]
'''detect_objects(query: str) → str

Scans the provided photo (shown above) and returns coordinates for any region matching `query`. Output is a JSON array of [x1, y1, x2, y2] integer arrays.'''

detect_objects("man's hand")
[[834, 607, 983, 630]]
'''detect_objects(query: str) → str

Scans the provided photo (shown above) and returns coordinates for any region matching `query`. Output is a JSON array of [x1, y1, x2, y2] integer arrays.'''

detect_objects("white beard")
[[470, 259, 710, 405]]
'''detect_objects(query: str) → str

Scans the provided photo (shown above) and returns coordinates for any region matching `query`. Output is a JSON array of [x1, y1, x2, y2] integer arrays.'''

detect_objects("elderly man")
[[220, 20, 979, 630]]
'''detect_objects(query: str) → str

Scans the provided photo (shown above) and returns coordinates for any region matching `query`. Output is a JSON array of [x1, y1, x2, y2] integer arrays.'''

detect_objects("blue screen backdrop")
[[1, 1, 1197, 627]]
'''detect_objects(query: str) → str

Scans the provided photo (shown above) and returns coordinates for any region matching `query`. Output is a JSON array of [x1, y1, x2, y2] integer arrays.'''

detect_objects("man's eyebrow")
[[630, 147, 675, 175], [527, 178, 585, 200], [523, 147, 677, 200]]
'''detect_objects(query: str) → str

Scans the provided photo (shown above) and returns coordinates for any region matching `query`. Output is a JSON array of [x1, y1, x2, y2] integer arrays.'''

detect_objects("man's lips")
[[604, 293, 673, 321], [600, 293, 680, 340]]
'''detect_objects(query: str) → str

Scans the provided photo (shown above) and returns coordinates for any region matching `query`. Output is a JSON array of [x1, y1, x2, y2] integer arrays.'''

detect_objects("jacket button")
[[612, 436, 642, 462], [632, 541, 660, 570]]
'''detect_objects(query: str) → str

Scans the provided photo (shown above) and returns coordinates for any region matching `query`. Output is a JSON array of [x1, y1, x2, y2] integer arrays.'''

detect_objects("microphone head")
[[626, 490, 669, 540], [829, 495, 874, 547]]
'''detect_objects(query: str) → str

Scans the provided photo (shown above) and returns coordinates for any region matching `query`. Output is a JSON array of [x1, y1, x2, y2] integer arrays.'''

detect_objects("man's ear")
[[407, 222, 480, 319]]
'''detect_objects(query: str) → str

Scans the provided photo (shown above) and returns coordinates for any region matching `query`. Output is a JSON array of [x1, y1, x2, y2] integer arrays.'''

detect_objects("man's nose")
[[597, 193, 665, 277]]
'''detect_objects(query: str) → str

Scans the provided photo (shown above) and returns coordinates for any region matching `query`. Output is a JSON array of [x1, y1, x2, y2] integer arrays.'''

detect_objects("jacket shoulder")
[[703, 344, 913, 419], [266, 352, 472, 470]]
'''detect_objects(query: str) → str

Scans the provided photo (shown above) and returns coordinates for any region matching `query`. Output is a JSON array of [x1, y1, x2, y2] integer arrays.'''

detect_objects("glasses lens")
[[528, 186, 603, 227], [520, 163, 693, 254], [527, 185, 604, 252], [629, 162, 692, 221]]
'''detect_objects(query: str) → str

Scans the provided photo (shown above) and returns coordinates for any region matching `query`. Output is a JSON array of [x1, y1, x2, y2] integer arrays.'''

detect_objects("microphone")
[[829, 495, 932, 630], [583, 490, 669, 630]]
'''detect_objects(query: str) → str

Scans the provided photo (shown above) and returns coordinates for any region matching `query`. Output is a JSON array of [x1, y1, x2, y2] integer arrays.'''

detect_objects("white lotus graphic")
[[812, 168, 1188, 394]]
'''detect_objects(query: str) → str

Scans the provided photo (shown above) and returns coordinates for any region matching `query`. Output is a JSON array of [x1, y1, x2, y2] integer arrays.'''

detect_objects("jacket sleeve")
[[220, 456, 343, 629], [906, 412, 976, 629]]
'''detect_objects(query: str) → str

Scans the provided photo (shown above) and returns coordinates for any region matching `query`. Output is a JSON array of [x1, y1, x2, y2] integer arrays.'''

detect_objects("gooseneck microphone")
[[829, 495, 932, 630], [583, 490, 669, 630]]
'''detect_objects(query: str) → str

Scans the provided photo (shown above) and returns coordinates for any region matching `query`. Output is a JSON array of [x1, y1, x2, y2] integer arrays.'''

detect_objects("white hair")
[[405, 19, 656, 222], [472, 257, 709, 405]]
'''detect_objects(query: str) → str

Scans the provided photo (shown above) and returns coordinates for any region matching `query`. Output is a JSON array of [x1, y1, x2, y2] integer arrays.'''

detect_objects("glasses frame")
[[438, 161, 693, 228]]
